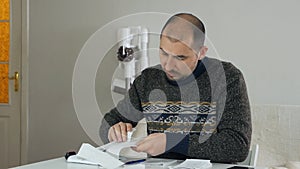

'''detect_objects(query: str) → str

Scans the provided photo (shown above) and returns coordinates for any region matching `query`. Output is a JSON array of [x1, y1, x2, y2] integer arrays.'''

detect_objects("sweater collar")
[[166, 57, 207, 86]]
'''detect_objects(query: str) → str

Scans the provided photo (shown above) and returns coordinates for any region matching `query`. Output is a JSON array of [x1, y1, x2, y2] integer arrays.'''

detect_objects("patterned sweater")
[[100, 57, 252, 163]]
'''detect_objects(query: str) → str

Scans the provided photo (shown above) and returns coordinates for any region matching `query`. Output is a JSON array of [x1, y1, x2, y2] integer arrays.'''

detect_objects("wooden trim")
[[20, 0, 29, 165]]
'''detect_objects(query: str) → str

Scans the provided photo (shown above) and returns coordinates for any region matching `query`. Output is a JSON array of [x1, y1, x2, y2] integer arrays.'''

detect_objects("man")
[[100, 13, 251, 163]]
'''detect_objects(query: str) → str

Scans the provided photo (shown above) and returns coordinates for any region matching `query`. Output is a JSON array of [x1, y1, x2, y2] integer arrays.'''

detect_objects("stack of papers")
[[66, 138, 146, 169], [100, 137, 145, 157], [144, 158, 178, 168], [67, 143, 123, 169], [169, 159, 212, 169]]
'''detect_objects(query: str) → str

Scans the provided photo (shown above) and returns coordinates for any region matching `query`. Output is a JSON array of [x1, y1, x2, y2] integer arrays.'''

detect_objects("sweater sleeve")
[[99, 81, 144, 143], [187, 69, 252, 163]]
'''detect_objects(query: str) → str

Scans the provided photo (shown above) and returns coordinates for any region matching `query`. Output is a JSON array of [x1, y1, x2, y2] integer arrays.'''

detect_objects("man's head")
[[159, 13, 208, 80]]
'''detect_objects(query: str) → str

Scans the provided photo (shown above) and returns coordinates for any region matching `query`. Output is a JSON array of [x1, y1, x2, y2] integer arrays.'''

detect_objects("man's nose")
[[165, 56, 176, 71]]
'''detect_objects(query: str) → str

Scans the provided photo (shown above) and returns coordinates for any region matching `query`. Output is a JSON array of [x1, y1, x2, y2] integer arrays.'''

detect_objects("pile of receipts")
[[66, 128, 212, 169], [170, 159, 212, 169], [66, 138, 146, 169], [66, 142, 212, 169]]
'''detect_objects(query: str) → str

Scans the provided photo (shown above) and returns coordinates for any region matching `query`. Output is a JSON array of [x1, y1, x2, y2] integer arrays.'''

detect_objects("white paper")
[[67, 155, 103, 167], [169, 159, 212, 169], [77, 143, 124, 169], [144, 158, 178, 167], [123, 163, 145, 169], [100, 137, 145, 157], [127, 128, 136, 141], [66, 138, 146, 168]]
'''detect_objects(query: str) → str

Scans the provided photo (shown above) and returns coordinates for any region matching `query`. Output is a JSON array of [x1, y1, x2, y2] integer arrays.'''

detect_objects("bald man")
[[100, 13, 251, 163]]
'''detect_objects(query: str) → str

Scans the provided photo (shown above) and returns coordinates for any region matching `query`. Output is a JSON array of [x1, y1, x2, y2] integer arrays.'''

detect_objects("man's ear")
[[198, 46, 208, 60]]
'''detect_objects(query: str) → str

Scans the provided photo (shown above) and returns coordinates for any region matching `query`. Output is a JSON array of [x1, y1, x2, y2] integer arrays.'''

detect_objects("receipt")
[[169, 159, 212, 169], [76, 143, 124, 169], [100, 137, 144, 156], [127, 128, 136, 142]]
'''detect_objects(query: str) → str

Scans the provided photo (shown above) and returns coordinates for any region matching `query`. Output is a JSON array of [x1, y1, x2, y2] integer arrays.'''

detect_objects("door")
[[0, 0, 21, 168]]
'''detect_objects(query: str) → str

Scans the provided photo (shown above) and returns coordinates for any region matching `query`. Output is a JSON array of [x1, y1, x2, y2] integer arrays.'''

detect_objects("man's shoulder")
[[203, 57, 245, 86], [141, 64, 164, 75], [144, 64, 163, 70], [204, 57, 243, 76], [134, 64, 164, 82]]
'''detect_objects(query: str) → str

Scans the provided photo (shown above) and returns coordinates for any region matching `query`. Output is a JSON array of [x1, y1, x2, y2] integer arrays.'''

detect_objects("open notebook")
[[66, 132, 147, 169]]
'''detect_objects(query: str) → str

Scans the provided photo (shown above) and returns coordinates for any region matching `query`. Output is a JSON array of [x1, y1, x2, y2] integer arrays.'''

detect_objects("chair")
[[237, 144, 259, 167]]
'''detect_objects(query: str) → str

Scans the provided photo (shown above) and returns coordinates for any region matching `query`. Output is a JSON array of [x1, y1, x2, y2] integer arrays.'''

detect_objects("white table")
[[11, 157, 267, 169]]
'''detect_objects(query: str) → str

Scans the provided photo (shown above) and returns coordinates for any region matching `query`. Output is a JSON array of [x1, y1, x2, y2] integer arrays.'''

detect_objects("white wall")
[[251, 105, 300, 167], [27, 0, 300, 166]]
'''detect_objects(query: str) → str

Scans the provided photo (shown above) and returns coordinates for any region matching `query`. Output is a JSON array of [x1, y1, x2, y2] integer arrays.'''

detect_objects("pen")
[[125, 159, 146, 165]]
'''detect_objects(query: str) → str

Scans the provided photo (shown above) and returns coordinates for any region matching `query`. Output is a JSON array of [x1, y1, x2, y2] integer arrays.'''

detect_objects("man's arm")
[[99, 82, 144, 143], [187, 69, 252, 163], [158, 68, 252, 163]]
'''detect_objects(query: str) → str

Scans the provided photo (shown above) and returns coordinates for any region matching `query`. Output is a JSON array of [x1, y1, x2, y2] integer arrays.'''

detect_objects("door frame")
[[20, 0, 29, 165]]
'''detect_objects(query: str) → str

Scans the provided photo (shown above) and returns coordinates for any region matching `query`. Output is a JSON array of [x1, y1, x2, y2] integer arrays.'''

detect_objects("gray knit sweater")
[[100, 57, 251, 163]]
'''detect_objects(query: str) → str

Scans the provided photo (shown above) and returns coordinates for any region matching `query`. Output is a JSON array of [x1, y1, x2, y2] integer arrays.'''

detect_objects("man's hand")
[[108, 122, 132, 142], [132, 133, 166, 156]]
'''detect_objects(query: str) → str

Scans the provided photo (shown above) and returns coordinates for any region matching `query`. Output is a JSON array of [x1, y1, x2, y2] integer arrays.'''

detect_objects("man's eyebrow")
[[159, 47, 166, 52], [159, 47, 169, 55], [159, 47, 189, 59], [176, 55, 188, 59]]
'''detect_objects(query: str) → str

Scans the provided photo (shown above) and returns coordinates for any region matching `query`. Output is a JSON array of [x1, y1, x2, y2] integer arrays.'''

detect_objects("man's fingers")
[[133, 138, 147, 152], [126, 123, 133, 132], [119, 123, 127, 142], [108, 122, 133, 142], [132, 133, 166, 156], [108, 127, 118, 142], [113, 124, 123, 142], [131, 146, 139, 152]]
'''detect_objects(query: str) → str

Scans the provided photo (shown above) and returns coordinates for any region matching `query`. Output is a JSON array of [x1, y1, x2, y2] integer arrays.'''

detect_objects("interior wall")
[[27, 0, 300, 166], [27, 0, 104, 163], [251, 105, 300, 167]]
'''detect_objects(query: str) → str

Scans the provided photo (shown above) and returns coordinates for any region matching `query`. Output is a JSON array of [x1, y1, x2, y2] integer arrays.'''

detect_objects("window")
[[0, 0, 10, 103]]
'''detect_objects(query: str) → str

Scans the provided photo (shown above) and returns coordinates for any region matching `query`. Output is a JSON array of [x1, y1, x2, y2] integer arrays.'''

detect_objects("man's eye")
[[160, 51, 168, 56], [175, 56, 185, 60]]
